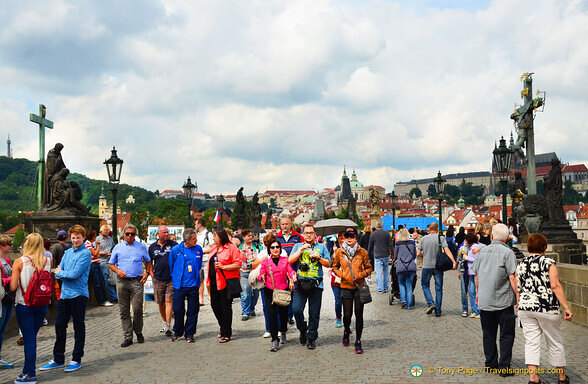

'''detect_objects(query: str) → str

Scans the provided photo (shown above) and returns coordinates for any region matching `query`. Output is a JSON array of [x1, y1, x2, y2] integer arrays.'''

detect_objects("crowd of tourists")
[[0, 216, 575, 384]]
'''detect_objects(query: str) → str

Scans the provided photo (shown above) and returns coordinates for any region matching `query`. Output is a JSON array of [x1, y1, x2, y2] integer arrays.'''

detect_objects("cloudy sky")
[[1, 0, 587, 195]]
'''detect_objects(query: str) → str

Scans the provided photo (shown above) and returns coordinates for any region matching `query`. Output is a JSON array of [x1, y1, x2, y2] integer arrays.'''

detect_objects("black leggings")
[[210, 287, 233, 338], [342, 295, 364, 340]]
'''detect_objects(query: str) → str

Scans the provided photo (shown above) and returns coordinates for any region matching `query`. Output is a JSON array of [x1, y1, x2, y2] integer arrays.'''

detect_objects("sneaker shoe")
[[401, 302, 407, 308], [426, 305, 436, 314], [342, 331, 350, 347], [468, 313, 476, 318], [474, 314, 481, 319], [335, 318, 342, 328], [354, 340, 363, 354], [0, 359, 14, 369], [462, 311, 468, 317], [249, 312, 256, 317], [64, 361, 82, 372], [102, 301, 114, 307], [299, 331, 307, 345], [160, 322, 167, 333], [270, 340, 279, 352], [241, 315, 249, 321], [307, 339, 316, 350], [186, 338, 195, 343], [14, 373, 36, 383], [136, 334, 144, 343], [165, 324, 173, 337], [40, 360, 65, 371], [16, 336, 23, 346], [263, 332, 271, 338], [42, 319, 48, 326], [288, 318, 295, 325], [280, 332, 287, 344]]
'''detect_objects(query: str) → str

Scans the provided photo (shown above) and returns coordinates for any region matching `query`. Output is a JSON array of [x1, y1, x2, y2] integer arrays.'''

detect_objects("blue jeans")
[[374, 257, 389, 292], [100, 262, 117, 301], [53, 296, 87, 364], [331, 285, 342, 319], [467, 275, 480, 315], [397, 271, 416, 309], [90, 263, 107, 304], [0, 302, 14, 355], [421, 268, 444, 315], [460, 273, 470, 311], [239, 271, 259, 316], [292, 287, 323, 342], [172, 286, 199, 338], [15, 304, 48, 377]]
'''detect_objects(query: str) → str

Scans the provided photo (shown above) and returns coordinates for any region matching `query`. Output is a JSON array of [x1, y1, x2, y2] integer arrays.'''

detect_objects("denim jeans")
[[421, 268, 444, 315], [331, 285, 342, 319], [397, 271, 416, 309], [0, 302, 14, 356], [239, 271, 259, 316], [172, 286, 199, 338], [90, 263, 107, 304], [374, 257, 389, 292], [467, 275, 480, 315], [292, 287, 323, 341], [16, 304, 48, 377], [460, 273, 470, 312], [53, 296, 88, 364], [100, 262, 118, 301]]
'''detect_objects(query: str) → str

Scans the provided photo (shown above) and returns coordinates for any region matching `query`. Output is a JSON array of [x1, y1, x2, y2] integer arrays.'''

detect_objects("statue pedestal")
[[370, 213, 381, 229], [542, 223, 587, 265], [26, 211, 101, 241]]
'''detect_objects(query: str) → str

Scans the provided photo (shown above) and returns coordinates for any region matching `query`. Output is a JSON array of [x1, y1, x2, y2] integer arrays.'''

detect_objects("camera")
[[299, 263, 310, 272]]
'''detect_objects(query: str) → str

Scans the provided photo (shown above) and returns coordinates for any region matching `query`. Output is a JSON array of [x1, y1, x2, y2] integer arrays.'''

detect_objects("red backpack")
[[20, 256, 53, 307]]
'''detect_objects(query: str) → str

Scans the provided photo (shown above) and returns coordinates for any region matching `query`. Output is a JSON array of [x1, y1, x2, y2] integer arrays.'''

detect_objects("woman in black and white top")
[[516, 233, 573, 384]]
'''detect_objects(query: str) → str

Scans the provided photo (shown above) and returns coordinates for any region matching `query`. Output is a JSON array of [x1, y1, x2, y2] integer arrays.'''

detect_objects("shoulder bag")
[[215, 251, 242, 299], [342, 253, 372, 304], [267, 262, 291, 307], [435, 234, 453, 272], [248, 263, 265, 290]]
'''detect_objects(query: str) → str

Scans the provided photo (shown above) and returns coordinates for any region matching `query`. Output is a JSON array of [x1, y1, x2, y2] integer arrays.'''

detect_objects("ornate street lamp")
[[217, 194, 225, 228], [493, 136, 513, 223], [104, 147, 123, 243], [433, 171, 446, 235], [388, 190, 398, 232], [182, 177, 197, 228]]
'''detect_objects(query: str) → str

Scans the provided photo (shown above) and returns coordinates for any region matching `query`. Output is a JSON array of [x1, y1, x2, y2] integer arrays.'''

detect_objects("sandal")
[[528, 380, 545, 384], [219, 337, 231, 343], [558, 375, 570, 384]]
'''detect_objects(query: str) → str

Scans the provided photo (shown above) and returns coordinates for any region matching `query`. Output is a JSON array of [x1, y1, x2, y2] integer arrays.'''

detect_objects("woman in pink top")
[[258, 240, 296, 352]]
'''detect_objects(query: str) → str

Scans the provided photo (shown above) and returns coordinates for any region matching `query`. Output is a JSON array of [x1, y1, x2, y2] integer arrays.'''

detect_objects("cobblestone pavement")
[[1, 270, 586, 384]]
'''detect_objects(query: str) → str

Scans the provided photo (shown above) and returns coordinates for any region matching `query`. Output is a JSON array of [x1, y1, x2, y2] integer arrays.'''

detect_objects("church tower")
[[7, 135, 12, 158], [99, 183, 107, 218], [340, 166, 352, 201]]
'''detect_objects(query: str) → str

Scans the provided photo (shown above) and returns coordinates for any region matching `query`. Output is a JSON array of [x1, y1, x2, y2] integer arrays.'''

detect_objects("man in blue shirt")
[[40, 225, 92, 373], [289, 224, 331, 350], [148, 226, 177, 336], [168, 228, 203, 343], [109, 224, 152, 348]]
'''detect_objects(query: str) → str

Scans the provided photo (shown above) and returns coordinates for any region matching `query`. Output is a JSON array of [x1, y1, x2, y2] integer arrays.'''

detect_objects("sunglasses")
[[125, 232, 136, 236], [269, 245, 281, 249], [344, 234, 356, 239]]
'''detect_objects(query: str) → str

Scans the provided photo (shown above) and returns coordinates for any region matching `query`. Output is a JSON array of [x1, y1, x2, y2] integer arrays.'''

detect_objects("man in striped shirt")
[[275, 217, 302, 325]]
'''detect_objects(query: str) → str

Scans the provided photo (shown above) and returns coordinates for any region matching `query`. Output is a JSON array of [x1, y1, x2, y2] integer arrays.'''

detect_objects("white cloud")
[[0, 0, 586, 195]]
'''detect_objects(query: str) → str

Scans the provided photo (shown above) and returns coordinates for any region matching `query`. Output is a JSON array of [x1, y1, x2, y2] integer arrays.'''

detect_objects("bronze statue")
[[369, 188, 380, 214], [544, 158, 566, 224], [234, 187, 246, 229], [250, 192, 262, 228], [43, 143, 65, 207]]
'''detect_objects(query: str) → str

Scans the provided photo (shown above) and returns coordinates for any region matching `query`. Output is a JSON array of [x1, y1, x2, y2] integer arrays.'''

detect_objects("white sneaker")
[[262, 332, 271, 338], [160, 322, 167, 333], [101, 301, 114, 307]]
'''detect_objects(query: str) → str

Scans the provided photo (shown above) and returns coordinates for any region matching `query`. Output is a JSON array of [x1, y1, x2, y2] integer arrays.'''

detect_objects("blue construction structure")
[[381, 214, 445, 231]]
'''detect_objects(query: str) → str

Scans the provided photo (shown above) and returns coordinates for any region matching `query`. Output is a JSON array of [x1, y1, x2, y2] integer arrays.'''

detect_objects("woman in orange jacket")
[[332, 228, 372, 354], [206, 228, 241, 343]]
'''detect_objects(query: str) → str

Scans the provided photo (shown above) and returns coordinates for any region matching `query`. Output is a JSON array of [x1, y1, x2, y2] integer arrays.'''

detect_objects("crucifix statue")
[[29, 104, 54, 209], [510, 73, 544, 195]]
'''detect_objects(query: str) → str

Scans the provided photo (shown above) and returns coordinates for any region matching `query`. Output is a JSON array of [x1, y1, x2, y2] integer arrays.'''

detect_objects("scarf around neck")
[[342, 242, 359, 259]]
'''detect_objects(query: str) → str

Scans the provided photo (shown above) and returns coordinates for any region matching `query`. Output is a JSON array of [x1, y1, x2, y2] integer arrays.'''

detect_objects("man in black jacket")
[[368, 220, 393, 293]]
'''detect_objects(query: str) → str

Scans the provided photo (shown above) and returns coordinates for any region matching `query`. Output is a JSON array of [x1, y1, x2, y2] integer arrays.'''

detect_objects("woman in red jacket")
[[207, 228, 241, 343]]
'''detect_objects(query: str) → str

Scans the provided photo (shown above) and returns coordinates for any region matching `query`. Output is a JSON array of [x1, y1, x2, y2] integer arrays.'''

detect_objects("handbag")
[[248, 264, 265, 289], [342, 253, 372, 304], [298, 278, 319, 293], [219, 269, 242, 299], [267, 262, 291, 307], [435, 234, 453, 272]]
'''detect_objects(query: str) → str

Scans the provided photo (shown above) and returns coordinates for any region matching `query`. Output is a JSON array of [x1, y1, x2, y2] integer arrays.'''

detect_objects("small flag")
[[214, 210, 220, 223]]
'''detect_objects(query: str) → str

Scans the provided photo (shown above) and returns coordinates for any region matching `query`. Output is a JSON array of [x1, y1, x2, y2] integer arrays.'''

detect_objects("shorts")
[[153, 278, 174, 304], [340, 288, 359, 299], [200, 269, 205, 285]]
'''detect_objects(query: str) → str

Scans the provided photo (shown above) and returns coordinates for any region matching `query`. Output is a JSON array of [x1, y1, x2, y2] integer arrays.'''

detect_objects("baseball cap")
[[57, 230, 68, 239], [344, 228, 358, 238]]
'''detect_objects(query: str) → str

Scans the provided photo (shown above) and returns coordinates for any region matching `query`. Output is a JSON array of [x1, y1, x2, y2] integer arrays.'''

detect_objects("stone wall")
[[557, 264, 588, 327]]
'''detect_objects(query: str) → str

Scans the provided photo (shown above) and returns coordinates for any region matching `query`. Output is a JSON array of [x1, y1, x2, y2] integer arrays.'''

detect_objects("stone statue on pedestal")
[[369, 188, 380, 214], [544, 158, 567, 225], [249, 192, 261, 228], [234, 187, 247, 229]]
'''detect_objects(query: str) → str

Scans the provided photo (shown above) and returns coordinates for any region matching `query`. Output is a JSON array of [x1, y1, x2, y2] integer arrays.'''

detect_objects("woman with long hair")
[[207, 228, 241, 343], [10, 233, 51, 384], [517, 234, 573, 384], [0, 235, 15, 369], [475, 223, 491, 245], [332, 228, 372, 354]]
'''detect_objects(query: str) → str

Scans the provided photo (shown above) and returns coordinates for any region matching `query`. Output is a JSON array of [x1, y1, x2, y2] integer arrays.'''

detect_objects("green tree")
[[129, 207, 152, 239], [13, 226, 25, 251], [201, 208, 217, 230], [409, 187, 422, 198], [427, 184, 437, 198]]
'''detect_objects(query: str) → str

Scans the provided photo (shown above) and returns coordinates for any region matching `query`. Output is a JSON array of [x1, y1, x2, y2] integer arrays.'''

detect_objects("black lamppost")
[[217, 194, 225, 228], [433, 171, 446, 235], [388, 190, 398, 231], [493, 136, 513, 224], [104, 147, 123, 243], [182, 177, 197, 228]]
